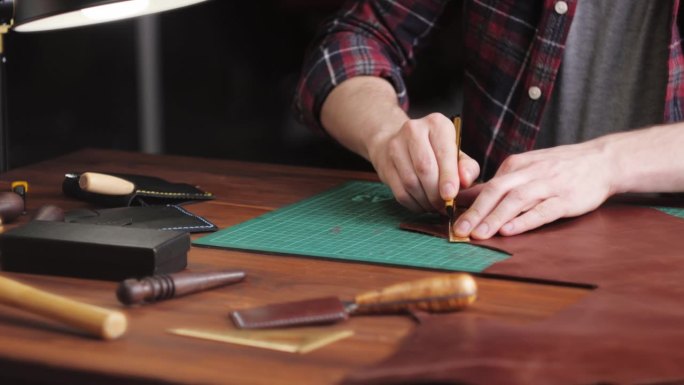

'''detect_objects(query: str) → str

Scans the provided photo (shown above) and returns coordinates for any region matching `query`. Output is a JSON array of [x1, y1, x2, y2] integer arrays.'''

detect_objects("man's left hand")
[[453, 140, 617, 239]]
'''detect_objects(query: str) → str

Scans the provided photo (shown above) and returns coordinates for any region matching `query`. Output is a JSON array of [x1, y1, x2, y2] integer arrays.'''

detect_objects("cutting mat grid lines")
[[195, 182, 510, 272]]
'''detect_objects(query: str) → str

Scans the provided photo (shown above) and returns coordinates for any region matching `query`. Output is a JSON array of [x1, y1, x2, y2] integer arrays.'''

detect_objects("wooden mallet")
[[0, 275, 127, 340]]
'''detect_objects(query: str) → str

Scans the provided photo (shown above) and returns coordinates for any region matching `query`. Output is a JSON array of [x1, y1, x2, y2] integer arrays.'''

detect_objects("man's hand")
[[367, 113, 480, 212], [454, 139, 617, 239], [322, 77, 684, 237], [321, 77, 479, 213]]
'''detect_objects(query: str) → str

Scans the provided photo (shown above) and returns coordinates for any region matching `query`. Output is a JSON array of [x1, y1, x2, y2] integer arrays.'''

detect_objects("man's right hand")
[[321, 76, 479, 213], [367, 113, 480, 212]]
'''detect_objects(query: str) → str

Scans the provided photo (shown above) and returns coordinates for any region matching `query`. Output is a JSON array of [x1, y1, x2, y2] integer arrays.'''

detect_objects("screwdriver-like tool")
[[447, 116, 469, 242]]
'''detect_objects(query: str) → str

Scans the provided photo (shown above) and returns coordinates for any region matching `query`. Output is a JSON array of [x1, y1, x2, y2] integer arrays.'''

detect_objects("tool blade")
[[230, 296, 348, 329]]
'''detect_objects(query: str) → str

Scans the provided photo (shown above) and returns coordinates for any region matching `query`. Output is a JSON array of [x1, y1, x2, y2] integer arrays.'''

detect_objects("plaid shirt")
[[295, 0, 684, 180]]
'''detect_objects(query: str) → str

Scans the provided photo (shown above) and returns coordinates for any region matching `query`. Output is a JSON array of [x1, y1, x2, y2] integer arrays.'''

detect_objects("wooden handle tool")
[[117, 270, 246, 305], [78, 172, 135, 196], [447, 116, 469, 243], [230, 273, 477, 329], [0, 275, 127, 339], [352, 273, 477, 314]]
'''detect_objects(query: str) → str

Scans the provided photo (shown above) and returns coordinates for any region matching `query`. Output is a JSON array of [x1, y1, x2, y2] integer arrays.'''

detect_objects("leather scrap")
[[346, 204, 684, 385]]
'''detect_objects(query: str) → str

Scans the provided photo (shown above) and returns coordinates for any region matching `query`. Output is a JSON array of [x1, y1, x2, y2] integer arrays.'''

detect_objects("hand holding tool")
[[0, 274, 127, 339], [10, 181, 28, 213], [230, 273, 477, 329], [117, 269, 246, 305]]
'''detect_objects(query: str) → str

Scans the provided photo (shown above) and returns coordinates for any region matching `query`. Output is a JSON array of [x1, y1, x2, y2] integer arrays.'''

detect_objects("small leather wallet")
[[64, 205, 218, 233], [63, 172, 214, 207]]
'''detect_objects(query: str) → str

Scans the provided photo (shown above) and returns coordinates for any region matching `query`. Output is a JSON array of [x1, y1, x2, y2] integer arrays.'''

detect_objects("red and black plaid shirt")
[[295, 0, 684, 180]]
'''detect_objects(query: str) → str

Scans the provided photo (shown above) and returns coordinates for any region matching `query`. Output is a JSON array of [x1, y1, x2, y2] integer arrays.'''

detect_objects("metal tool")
[[230, 273, 477, 329], [447, 116, 469, 242], [78, 172, 135, 196]]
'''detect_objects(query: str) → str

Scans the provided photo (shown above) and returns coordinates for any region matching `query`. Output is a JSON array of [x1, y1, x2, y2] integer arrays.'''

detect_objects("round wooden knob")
[[0, 192, 24, 224]]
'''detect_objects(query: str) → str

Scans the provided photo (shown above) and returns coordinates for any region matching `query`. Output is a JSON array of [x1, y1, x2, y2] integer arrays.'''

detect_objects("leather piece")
[[230, 296, 348, 329], [346, 204, 684, 384], [65, 205, 218, 233], [0, 221, 189, 281], [63, 172, 214, 207], [399, 215, 511, 256]]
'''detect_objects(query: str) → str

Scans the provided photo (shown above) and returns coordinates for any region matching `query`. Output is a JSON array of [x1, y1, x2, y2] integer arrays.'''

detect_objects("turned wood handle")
[[0, 192, 24, 224], [78, 172, 135, 195], [352, 273, 477, 314], [117, 270, 246, 305], [0, 275, 127, 340]]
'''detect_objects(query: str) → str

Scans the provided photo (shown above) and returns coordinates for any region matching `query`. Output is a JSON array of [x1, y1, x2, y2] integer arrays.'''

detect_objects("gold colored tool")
[[168, 328, 354, 354], [448, 116, 469, 243], [230, 273, 478, 329]]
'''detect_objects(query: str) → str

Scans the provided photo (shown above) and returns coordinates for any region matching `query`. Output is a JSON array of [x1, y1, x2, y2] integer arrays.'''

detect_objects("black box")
[[0, 221, 189, 281]]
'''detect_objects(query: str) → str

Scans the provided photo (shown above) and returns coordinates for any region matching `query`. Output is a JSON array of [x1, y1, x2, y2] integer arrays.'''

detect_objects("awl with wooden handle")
[[230, 273, 477, 329]]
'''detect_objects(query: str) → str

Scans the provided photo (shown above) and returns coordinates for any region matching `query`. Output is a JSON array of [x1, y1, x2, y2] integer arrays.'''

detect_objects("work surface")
[[0, 149, 666, 385]]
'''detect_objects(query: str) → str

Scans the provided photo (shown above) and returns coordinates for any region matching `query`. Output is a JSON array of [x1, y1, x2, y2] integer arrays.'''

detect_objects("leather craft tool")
[[230, 273, 477, 329], [0, 191, 23, 225], [10, 180, 28, 213], [169, 327, 354, 354], [447, 116, 469, 243], [0, 274, 127, 339], [117, 269, 246, 305], [78, 172, 135, 196]]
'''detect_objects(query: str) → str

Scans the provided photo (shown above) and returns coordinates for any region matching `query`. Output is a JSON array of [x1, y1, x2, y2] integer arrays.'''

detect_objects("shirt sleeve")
[[294, 0, 450, 131]]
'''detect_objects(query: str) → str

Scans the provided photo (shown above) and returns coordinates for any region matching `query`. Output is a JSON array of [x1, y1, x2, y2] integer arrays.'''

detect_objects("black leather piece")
[[65, 205, 218, 233], [63, 172, 214, 207], [0, 221, 189, 281]]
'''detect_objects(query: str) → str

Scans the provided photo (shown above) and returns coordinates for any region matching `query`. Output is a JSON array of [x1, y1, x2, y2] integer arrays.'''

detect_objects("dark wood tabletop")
[[0, 149, 588, 385]]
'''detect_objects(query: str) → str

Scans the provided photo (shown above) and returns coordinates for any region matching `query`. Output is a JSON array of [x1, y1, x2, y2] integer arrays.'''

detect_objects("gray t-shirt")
[[536, 0, 670, 148]]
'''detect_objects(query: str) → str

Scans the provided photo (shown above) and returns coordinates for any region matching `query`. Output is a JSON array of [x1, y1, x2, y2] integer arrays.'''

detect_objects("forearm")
[[321, 76, 480, 212], [320, 76, 408, 161], [604, 122, 684, 194]]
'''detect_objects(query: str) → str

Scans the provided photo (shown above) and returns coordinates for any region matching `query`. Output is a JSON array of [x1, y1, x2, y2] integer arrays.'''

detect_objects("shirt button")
[[555, 1, 568, 15], [528, 86, 542, 100]]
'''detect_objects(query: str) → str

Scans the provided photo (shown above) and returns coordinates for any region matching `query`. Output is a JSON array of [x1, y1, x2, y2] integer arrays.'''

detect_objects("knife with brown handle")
[[230, 273, 477, 329]]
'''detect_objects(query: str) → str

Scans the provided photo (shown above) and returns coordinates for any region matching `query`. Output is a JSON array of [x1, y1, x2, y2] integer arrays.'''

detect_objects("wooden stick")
[[78, 172, 135, 195], [0, 275, 127, 340], [448, 116, 470, 242]]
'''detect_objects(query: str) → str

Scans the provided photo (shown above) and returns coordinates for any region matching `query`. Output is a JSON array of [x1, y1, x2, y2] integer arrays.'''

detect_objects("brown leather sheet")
[[344, 204, 684, 385]]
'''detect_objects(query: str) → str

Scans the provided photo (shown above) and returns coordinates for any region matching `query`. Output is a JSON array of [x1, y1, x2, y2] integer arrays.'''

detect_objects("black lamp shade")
[[14, 0, 209, 32]]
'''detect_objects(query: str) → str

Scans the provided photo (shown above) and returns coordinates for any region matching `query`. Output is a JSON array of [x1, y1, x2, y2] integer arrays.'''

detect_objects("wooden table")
[[0, 149, 588, 385]]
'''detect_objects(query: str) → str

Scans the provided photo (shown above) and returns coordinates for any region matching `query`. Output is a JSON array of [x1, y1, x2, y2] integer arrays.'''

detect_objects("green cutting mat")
[[194, 181, 509, 272], [654, 206, 684, 218]]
